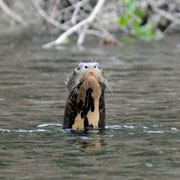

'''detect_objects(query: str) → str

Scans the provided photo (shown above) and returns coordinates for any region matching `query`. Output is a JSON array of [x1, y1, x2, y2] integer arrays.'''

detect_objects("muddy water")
[[0, 35, 180, 179]]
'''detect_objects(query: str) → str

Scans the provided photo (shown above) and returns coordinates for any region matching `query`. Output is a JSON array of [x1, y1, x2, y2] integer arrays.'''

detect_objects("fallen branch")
[[77, 24, 88, 45], [0, 0, 27, 26], [150, 2, 180, 26], [71, 0, 87, 25], [42, 0, 106, 49], [31, 0, 69, 30]]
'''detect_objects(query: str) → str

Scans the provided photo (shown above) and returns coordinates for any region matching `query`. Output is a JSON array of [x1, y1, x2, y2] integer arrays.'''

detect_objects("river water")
[[0, 35, 180, 179]]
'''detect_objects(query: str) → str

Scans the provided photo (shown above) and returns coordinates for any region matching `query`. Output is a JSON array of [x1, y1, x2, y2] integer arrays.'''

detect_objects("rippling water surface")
[[0, 35, 180, 179]]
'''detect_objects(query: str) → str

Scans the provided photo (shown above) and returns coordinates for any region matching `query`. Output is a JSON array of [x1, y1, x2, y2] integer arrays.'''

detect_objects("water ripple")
[[106, 125, 122, 129], [0, 128, 47, 133], [171, 127, 178, 131], [144, 130, 164, 134], [37, 123, 62, 127], [106, 125, 136, 130]]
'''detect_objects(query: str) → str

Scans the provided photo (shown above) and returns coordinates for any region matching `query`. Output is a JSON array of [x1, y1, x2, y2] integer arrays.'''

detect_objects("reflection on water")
[[0, 35, 180, 179]]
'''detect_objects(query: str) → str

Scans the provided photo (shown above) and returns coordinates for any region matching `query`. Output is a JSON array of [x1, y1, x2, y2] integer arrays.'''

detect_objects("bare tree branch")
[[71, 0, 88, 25], [42, 0, 106, 49], [31, 0, 69, 30], [0, 0, 27, 26], [151, 3, 180, 26], [77, 24, 88, 45]]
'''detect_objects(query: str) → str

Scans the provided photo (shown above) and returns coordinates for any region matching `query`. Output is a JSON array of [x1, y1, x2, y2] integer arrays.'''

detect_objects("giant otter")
[[63, 62, 108, 130]]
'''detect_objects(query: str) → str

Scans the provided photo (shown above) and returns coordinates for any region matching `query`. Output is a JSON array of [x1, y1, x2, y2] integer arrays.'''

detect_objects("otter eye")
[[85, 66, 88, 69]]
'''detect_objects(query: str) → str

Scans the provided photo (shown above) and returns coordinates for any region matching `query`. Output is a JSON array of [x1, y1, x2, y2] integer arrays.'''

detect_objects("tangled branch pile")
[[0, 0, 180, 48]]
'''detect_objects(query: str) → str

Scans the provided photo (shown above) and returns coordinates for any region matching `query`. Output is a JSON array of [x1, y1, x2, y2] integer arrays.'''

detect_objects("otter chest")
[[72, 100, 100, 129]]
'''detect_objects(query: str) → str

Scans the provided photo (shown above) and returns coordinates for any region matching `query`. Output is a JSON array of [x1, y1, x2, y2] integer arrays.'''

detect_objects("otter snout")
[[84, 70, 98, 88]]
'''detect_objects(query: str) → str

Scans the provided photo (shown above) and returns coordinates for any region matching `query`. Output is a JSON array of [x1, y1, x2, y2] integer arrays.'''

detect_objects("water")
[[0, 35, 180, 179]]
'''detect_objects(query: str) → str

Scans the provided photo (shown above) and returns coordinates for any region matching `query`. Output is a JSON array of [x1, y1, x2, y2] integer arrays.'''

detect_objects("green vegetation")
[[119, 0, 155, 41]]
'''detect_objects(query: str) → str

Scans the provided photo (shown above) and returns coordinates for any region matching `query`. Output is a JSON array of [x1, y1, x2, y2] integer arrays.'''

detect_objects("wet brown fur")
[[63, 65, 105, 130]]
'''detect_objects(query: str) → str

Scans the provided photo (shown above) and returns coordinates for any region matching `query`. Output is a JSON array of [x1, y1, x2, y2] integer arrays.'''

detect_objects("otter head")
[[63, 62, 106, 130], [66, 62, 104, 99]]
